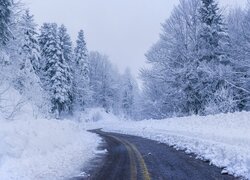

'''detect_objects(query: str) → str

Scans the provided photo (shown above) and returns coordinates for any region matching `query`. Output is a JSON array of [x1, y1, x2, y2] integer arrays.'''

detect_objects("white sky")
[[23, 0, 247, 79]]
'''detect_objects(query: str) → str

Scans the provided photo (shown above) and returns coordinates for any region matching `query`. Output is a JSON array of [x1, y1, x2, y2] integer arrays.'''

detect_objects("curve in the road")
[[76, 129, 237, 180]]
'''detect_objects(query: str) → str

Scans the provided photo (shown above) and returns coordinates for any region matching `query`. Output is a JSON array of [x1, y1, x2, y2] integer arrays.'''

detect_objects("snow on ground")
[[0, 118, 101, 180], [85, 109, 250, 179], [1, 82, 249, 180], [0, 86, 101, 180]]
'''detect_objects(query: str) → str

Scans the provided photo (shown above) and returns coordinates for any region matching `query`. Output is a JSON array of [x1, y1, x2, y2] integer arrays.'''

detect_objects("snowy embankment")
[[86, 109, 250, 179], [0, 85, 101, 180]]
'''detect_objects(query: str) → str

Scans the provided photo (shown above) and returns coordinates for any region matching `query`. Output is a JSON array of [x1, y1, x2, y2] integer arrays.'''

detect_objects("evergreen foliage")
[[0, 0, 12, 46], [73, 30, 91, 110], [39, 23, 72, 117]]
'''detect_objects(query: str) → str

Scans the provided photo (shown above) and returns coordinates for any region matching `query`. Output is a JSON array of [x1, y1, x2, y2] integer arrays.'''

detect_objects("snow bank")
[[0, 118, 100, 180], [0, 86, 101, 180], [86, 110, 250, 179]]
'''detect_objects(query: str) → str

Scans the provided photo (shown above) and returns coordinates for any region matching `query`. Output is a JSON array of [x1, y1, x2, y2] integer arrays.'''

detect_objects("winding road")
[[73, 129, 236, 180]]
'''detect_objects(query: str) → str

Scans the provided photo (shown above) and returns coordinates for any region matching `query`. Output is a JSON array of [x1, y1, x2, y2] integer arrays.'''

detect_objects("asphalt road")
[[73, 129, 236, 180]]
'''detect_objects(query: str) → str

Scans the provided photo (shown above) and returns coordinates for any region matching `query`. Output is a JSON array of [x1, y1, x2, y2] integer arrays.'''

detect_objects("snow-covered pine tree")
[[58, 24, 73, 64], [18, 10, 41, 91], [2, 3, 38, 91], [0, 0, 13, 80], [14, 10, 49, 113], [197, 0, 235, 114], [73, 30, 91, 110], [39, 23, 53, 73], [20, 10, 41, 76], [39, 23, 72, 117], [58, 24, 73, 111], [198, 0, 228, 63], [0, 0, 12, 46]]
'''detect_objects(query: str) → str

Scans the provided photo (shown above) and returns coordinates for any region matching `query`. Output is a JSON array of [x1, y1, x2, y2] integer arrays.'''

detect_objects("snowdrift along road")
[[86, 109, 250, 179]]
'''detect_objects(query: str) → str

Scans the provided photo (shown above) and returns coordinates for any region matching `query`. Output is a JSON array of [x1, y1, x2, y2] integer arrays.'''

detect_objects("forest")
[[0, 0, 249, 120]]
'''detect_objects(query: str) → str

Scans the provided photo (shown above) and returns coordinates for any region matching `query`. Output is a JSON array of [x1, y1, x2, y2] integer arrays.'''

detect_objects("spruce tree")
[[198, 0, 228, 63], [197, 0, 233, 114], [74, 30, 88, 74], [73, 30, 91, 110], [15, 9, 41, 91], [58, 24, 73, 110], [39, 23, 72, 117], [13, 10, 47, 109], [0, 0, 12, 46], [58, 24, 73, 64], [20, 10, 41, 75]]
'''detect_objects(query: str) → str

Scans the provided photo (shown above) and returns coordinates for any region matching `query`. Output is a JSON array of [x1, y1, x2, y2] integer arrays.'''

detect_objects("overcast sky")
[[23, 0, 247, 79]]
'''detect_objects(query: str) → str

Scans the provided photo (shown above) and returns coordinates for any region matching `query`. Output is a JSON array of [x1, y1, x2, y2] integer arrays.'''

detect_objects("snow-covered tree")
[[196, 0, 235, 114], [15, 10, 48, 111], [73, 30, 91, 110], [0, 0, 12, 46], [58, 24, 74, 110], [141, 0, 202, 118], [58, 24, 73, 64], [228, 8, 250, 111], [140, 0, 238, 118], [0, 4, 50, 116], [0, 0, 15, 81], [2, 3, 38, 90], [120, 68, 139, 119], [39, 23, 72, 117], [19, 10, 41, 76], [89, 51, 121, 113]]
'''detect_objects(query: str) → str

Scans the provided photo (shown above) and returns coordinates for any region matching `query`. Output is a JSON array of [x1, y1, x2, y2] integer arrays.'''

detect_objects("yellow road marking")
[[130, 143, 151, 180], [109, 135, 151, 180], [127, 142, 137, 180]]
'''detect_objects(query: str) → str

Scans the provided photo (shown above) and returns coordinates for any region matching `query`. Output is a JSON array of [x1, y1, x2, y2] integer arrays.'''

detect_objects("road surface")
[[73, 129, 236, 180]]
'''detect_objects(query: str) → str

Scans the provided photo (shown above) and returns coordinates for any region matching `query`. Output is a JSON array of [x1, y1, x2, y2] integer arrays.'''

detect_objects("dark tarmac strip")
[[72, 129, 237, 180]]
